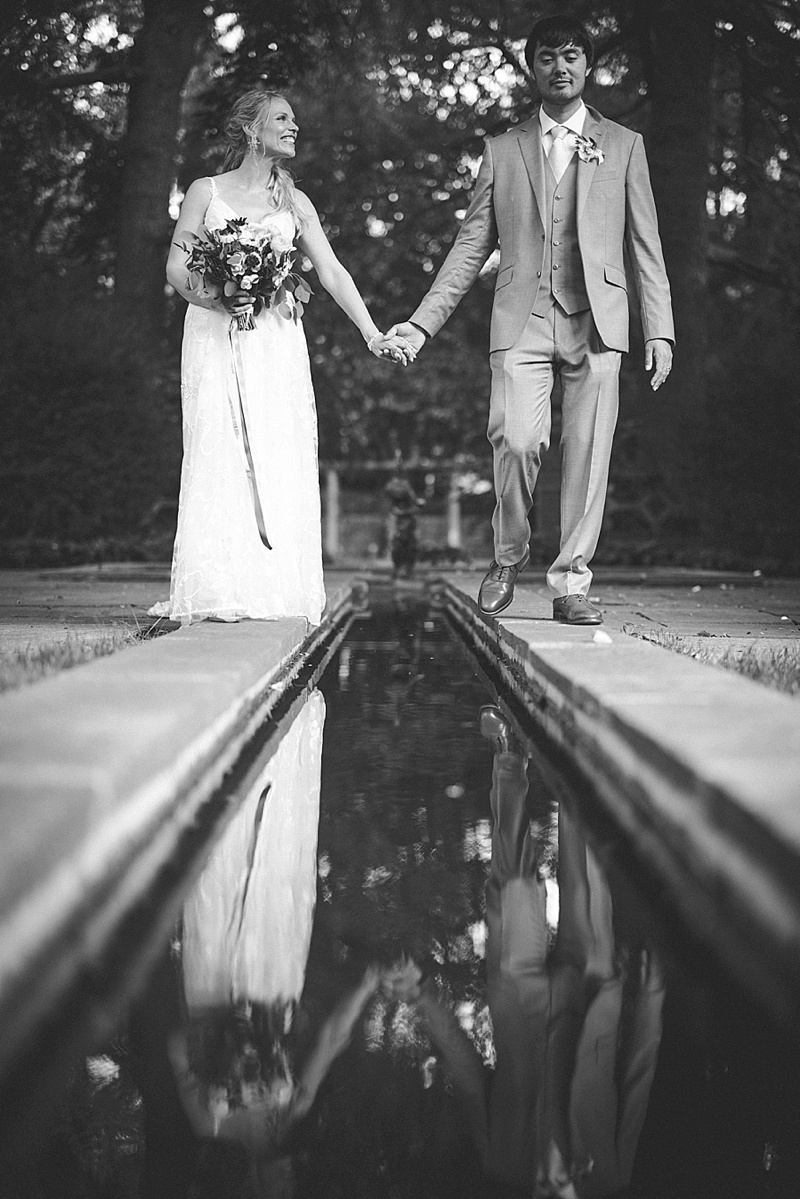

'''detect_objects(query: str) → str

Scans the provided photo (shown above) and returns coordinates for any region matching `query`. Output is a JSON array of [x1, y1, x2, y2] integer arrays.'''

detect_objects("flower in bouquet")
[[178, 217, 312, 331]]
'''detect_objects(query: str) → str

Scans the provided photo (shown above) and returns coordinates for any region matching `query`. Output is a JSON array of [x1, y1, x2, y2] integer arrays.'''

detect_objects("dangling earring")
[[247, 130, 259, 156]]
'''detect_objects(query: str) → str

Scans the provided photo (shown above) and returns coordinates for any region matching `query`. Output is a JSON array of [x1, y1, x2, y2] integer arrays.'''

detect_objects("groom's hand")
[[387, 322, 427, 357], [645, 339, 673, 391]]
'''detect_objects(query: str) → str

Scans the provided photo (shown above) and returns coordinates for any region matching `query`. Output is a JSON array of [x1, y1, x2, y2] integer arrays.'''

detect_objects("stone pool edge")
[[437, 577, 800, 1026], [0, 577, 363, 1090]]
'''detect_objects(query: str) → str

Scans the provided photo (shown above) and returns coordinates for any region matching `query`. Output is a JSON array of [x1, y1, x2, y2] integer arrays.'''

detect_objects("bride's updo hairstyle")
[[222, 89, 306, 228]]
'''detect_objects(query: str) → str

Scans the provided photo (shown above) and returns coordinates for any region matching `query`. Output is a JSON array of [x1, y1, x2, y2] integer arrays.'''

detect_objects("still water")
[[17, 600, 800, 1198]]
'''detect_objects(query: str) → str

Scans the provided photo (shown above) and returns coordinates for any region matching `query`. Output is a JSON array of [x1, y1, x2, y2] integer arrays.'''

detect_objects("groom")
[[391, 15, 674, 623]]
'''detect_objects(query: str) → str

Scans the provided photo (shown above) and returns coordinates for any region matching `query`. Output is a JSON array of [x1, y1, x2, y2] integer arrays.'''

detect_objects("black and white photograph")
[[1, 2, 799, 1196]]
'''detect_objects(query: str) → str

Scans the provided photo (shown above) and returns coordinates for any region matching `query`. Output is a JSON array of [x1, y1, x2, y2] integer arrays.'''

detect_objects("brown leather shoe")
[[552, 594, 603, 625], [478, 548, 530, 615]]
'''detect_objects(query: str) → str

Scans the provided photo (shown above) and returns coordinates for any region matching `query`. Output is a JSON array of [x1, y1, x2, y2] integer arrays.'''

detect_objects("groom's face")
[[532, 41, 588, 107]]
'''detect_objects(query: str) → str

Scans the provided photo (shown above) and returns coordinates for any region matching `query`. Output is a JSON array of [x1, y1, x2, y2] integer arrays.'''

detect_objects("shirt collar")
[[538, 101, 587, 138]]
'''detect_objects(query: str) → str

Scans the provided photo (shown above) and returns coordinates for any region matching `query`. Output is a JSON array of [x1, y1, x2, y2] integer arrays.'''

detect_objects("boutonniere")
[[573, 132, 604, 165]]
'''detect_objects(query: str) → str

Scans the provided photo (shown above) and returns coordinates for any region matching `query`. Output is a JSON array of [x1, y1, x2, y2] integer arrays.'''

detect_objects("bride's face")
[[253, 99, 298, 160]]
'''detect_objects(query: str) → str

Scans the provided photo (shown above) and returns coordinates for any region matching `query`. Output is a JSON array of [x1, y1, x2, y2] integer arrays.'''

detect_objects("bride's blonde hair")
[[221, 89, 306, 228]]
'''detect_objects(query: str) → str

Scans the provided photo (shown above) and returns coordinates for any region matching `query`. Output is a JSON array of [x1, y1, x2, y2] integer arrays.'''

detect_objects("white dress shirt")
[[539, 101, 587, 158]]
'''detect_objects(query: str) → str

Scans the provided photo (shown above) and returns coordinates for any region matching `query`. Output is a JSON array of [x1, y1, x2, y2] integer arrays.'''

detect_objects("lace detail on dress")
[[181, 692, 326, 1009], [150, 201, 324, 625]]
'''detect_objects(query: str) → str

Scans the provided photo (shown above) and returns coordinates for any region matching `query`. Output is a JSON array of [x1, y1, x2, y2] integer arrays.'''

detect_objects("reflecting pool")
[[10, 600, 800, 1198]]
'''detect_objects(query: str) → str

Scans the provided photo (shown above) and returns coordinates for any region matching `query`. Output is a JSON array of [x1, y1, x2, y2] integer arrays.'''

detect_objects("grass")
[[622, 624, 800, 697], [0, 624, 141, 694]]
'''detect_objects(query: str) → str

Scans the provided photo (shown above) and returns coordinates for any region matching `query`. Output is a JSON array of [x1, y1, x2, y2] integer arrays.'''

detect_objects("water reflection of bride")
[[164, 691, 381, 1195]]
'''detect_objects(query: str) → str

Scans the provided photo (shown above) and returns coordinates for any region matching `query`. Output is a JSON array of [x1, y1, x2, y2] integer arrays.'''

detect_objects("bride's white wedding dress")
[[150, 179, 325, 625], [181, 690, 325, 1011]]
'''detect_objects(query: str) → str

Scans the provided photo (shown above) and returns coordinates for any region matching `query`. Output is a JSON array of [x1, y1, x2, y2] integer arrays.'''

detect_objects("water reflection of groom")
[[412, 708, 665, 1196]]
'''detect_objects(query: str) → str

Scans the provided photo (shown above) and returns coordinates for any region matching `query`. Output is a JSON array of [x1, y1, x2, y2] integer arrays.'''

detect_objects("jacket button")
[[553, 264, 560, 270], [541, 234, 545, 240], [536, 271, 541, 278], [553, 240, 561, 247], [555, 194, 562, 201]]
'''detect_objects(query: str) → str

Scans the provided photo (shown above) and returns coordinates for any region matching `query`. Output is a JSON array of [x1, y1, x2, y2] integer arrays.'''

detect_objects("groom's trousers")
[[488, 304, 621, 598]]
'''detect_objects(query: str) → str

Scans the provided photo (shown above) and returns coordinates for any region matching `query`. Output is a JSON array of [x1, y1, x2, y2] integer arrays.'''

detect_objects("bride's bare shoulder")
[[183, 176, 215, 201], [294, 189, 318, 219]]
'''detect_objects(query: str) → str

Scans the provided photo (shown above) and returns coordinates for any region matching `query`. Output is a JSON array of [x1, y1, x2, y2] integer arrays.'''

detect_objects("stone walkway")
[[0, 564, 357, 665], [0, 573, 360, 1123], [1, 563, 798, 691], [441, 565, 800, 658], [439, 570, 800, 1025], [3, 563, 798, 647], [1, 562, 798, 1030], [0, 563, 171, 659]]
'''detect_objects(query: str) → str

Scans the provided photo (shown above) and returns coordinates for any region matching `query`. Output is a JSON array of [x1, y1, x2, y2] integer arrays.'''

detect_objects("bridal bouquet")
[[178, 217, 312, 331]]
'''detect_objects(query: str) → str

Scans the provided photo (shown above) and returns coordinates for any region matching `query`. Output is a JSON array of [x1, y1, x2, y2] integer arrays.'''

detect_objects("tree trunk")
[[641, 0, 715, 534], [114, 0, 205, 344]]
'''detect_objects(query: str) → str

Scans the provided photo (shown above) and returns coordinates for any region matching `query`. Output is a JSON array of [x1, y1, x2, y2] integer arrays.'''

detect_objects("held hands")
[[367, 331, 416, 365], [645, 338, 673, 390], [386, 322, 427, 357]]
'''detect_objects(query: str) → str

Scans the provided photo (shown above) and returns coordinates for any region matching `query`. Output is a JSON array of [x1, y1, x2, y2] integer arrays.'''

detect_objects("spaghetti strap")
[[207, 176, 218, 198]]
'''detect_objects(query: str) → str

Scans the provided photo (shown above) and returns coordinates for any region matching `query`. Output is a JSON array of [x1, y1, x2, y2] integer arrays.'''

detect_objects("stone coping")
[[438, 576, 800, 1026], [0, 580, 361, 1093]]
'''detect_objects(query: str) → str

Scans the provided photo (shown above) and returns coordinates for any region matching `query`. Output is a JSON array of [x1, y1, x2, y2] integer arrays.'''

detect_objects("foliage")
[[0, 624, 140, 694], [701, 285, 800, 560], [0, 2, 138, 264], [1, 0, 799, 561], [622, 623, 800, 698], [0, 251, 181, 542]]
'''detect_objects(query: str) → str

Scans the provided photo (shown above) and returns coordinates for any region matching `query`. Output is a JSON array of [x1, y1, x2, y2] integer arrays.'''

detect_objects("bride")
[[151, 90, 411, 626]]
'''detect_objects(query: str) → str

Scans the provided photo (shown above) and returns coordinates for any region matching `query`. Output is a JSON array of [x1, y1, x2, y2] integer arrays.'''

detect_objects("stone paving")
[[0, 563, 172, 661], [0, 564, 358, 667], [0, 574, 360, 1104], [2, 562, 798, 655], [0, 562, 798, 1029], [441, 565, 800, 651], [440, 570, 800, 1024]]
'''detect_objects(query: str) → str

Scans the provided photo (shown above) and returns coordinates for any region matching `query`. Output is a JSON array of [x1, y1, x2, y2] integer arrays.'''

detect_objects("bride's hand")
[[367, 332, 416, 365], [221, 288, 256, 317]]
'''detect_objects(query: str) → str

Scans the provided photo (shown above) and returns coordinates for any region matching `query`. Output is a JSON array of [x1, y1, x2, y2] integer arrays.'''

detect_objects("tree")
[[1, 0, 798, 562], [114, 0, 207, 342]]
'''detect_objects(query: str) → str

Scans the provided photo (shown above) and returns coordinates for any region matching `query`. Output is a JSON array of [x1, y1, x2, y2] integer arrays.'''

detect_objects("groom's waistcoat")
[[532, 155, 589, 318]]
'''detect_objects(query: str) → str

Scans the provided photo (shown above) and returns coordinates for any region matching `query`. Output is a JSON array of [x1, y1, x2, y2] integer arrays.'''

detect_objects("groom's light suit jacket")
[[410, 105, 674, 354]]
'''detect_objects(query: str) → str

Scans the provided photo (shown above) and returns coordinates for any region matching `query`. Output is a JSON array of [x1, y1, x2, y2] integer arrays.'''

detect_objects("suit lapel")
[[516, 116, 546, 228], [577, 108, 606, 220]]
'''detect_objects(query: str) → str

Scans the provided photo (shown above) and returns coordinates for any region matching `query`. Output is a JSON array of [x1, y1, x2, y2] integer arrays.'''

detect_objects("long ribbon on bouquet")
[[227, 324, 272, 550]]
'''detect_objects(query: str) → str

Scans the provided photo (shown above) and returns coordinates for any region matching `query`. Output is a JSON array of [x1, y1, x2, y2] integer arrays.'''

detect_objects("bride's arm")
[[296, 192, 411, 360], [166, 179, 221, 310], [166, 180, 253, 319]]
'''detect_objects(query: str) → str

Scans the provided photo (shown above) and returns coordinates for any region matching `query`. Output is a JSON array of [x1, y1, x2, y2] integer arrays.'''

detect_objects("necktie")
[[548, 124, 572, 183]]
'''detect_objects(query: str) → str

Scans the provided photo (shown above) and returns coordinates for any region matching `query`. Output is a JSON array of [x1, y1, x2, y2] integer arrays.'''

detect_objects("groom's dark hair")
[[524, 15, 595, 71]]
